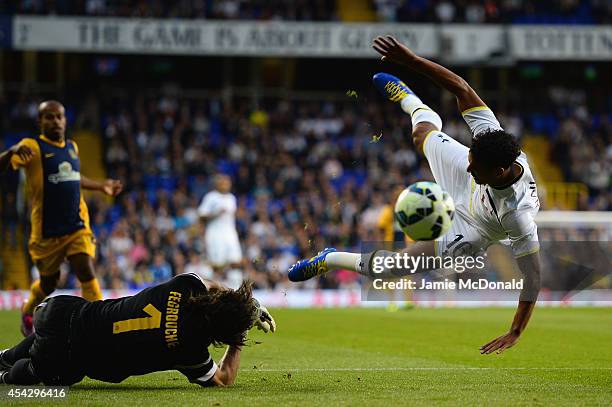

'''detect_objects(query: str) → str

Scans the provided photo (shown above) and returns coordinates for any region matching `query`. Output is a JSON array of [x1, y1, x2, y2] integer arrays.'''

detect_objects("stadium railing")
[[542, 182, 590, 210]]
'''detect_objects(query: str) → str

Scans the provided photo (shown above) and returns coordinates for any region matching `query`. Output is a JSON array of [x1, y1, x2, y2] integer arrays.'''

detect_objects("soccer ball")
[[394, 181, 455, 241]]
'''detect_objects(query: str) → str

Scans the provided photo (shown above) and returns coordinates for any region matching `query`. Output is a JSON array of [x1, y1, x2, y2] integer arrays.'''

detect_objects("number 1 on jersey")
[[113, 304, 162, 334]]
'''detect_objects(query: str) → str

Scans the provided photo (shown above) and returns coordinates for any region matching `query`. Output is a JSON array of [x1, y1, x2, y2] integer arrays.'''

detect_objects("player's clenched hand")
[[372, 35, 418, 65], [480, 331, 520, 355], [252, 299, 276, 333], [102, 179, 123, 197], [10, 144, 34, 163]]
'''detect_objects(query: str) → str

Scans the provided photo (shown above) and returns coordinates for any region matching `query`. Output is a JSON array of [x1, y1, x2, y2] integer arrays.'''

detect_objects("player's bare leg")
[[39, 273, 60, 296], [69, 253, 103, 301]]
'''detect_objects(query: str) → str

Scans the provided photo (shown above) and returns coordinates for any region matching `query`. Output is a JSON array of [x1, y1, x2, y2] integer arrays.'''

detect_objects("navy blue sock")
[[3, 335, 35, 365], [4, 359, 40, 385]]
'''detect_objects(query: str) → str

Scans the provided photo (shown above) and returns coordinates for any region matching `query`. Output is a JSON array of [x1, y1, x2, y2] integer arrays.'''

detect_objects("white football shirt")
[[423, 107, 540, 258], [197, 190, 238, 239]]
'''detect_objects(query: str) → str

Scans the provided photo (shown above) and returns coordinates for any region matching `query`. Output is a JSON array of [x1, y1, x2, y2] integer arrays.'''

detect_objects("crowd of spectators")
[[81, 84, 612, 289], [3, 0, 337, 20], [372, 0, 611, 24], [547, 88, 611, 206], [89, 94, 428, 291], [1, 82, 610, 291], [3, 0, 610, 24]]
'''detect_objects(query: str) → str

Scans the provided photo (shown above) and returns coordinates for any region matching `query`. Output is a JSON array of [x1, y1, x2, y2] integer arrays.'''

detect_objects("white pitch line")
[[252, 367, 612, 372]]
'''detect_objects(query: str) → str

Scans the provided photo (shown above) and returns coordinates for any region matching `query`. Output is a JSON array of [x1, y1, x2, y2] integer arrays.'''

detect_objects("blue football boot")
[[372, 72, 414, 102], [288, 248, 337, 282]]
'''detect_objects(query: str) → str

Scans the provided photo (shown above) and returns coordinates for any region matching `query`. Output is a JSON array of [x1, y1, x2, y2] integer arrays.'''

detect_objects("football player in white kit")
[[288, 36, 542, 355], [198, 175, 243, 281]]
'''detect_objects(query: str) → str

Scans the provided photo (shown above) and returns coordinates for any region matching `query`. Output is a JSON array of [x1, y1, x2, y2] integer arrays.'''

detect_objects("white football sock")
[[400, 94, 443, 131], [326, 252, 363, 273], [326, 250, 420, 278]]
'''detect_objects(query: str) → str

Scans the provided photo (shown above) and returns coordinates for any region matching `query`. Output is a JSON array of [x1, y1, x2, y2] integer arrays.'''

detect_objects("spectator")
[[130, 262, 154, 290], [436, 1, 456, 22], [185, 251, 214, 280], [149, 253, 173, 283]]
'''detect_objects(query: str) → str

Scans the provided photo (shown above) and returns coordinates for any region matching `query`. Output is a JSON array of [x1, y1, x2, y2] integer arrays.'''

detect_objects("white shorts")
[[205, 234, 243, 267], [434, 213, 491, 258], [423, 130, 491, 258]]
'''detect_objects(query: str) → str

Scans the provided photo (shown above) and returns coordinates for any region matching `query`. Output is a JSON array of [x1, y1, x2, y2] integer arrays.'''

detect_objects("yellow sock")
[[80, 277, 103, 301], [22, 280, 48, 315]]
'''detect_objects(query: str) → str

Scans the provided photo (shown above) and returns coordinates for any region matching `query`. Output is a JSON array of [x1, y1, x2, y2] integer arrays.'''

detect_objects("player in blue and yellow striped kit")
[[0, 100, 123, 336]]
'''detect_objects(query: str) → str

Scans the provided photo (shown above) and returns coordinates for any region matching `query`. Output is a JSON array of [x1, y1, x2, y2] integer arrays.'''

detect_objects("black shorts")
[[30, 296, 88, 386]]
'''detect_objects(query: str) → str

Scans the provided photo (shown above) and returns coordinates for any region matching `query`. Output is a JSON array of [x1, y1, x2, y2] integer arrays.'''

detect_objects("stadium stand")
[[1, 0, 338, 20], [371, 0, 611, 24], [0, 1, 609, 291], [2, 0, 610, 23], [2, 78, 608, 290]]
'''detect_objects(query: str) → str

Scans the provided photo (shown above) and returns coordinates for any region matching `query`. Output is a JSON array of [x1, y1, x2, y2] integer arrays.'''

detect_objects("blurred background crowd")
[[2, 81, 609, 290], [0, 1, 610, 292], [2, 0, 610, 24]]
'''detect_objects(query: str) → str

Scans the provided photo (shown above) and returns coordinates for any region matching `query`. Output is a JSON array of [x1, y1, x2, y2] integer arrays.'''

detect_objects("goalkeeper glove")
[[252, 299, 276, 333]]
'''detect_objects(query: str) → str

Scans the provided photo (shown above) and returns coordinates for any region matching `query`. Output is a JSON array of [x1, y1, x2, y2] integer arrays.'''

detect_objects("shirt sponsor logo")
[[48, 161, 81, 184]]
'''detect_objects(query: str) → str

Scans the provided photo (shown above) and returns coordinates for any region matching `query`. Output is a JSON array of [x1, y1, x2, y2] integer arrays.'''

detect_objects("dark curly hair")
[[187, 281, 257, 347], [470, 129, 520, 169]]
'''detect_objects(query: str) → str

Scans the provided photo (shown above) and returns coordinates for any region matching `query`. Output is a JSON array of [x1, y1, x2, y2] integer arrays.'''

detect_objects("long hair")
[[187, 281, 257, 347]]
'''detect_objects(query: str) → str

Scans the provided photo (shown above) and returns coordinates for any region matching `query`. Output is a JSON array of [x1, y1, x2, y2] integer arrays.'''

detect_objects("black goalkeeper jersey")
[[70, 273, 217, 384]]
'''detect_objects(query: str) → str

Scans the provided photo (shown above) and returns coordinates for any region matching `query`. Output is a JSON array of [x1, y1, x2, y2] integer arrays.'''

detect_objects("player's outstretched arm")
[[210, 345, 242, 387], [372, 36, 486, 112], [81, 175, 123, 197], [480, 252, 541, 354]]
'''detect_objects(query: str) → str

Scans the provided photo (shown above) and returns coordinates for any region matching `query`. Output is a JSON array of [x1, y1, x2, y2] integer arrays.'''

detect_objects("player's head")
[[467, 129, 520, 186], [37, 100, 66, 141], [214, 174, 232, 193], [188, 281, 257, 347]]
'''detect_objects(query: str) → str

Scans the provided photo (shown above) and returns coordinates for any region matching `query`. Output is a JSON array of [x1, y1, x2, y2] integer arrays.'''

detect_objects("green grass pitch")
[[1, 307, 611, 406]]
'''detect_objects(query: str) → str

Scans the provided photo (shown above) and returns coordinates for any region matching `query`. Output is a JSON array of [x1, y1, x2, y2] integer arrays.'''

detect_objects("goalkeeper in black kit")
[[0, 273, 276, 387]]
